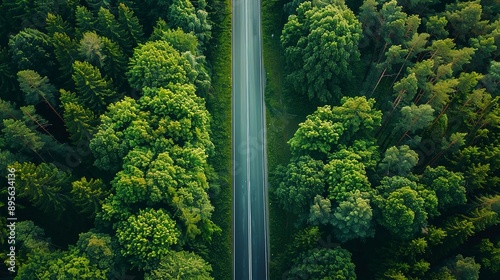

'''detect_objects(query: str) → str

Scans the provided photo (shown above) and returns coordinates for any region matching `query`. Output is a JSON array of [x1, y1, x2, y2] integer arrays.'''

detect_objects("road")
[[232, 0, 269, 279]]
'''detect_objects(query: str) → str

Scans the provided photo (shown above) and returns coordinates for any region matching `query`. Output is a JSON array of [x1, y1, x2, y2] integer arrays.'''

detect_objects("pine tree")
[[71, 60, 117, 112], [9, 162, 72, 215]]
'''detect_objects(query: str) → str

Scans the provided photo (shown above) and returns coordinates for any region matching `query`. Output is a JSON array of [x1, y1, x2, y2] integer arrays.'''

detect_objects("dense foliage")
[[270, 0, 500, 278], [0, 0, 228, 278]]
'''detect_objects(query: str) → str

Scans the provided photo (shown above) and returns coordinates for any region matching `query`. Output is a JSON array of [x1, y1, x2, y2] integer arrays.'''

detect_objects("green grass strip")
[[206, 0, 232, 279]]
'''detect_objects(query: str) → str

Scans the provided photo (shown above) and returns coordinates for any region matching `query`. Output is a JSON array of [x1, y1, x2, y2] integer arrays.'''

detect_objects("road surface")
[[232, 0, 269, 279]]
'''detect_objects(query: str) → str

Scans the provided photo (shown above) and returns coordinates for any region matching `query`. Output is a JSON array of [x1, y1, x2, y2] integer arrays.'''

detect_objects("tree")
[[8, 28, 55, 77], [150, 23, 198, 54], [479, 239, 500, 274], [331, 190, 375, 242], [149, 21, 211, 96], [17, 70, 57, 106], [117, 3, 144, 50], [115, 208, 181, 270], [441, 254, 481, 280], [95, 7, 130, 52], [78, 32, 127, 86], [421, 166, 467, 211], [17, 244, 109, 280], [106, 145, 217, 241], [9, 162, 71, 214], [445, 0, 488, 42], [78, 32, 106, 68], [72, 60, 117, 112], [145, 250, 214, 280], [426, 15, 449, 39], [60, 89, 99, 144], [46, 13, 72, 37], [281, 0, 362, 102], [52, 32, 79, 83], [126, 41, 196, 89], [288, 97, 381, 158], [2, 119, 45, 154], [14, 220, 51, 269], [91, 85, 213, 172], [71, 178, 109, 217], [168, 0, 212, 50], [330, 96, 383, 141], [375, 186, 428, 240], [378, 145, 419, 176], [287, 247, 357, 279], [308, 195, 332, 226], [325, 156, 371, 203], [75, 6, 95, 38], [75, 231, 115, 271], [275, 155, 325, 216], [288, 105, 346, 157]]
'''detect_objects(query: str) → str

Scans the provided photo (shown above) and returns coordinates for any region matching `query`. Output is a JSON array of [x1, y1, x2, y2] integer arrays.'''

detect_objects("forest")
[[263, 0, 500, 279], [0, 0, 232, 279], [0, 0, 498, 279]]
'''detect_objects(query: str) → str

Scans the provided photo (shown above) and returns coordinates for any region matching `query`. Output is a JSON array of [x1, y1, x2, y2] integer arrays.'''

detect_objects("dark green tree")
[[60, 89, 99, 144], [421, 166, 467, 211], [275, 155, 325, 216], [281, 0, 362, 102], [117, 3, 144, 49], [8, 28, 55, 77], [9, 162, 71, 214], [71, 60, 117, 112], [375, 186, 428, 240], [479, 239, 500, 274], [287, 247, 357, 279], [96, 7, 131, 53]]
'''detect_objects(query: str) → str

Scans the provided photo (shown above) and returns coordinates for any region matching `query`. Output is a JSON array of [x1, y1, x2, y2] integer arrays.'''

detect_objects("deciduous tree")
[[281, 0, 362, 102], [287, 247, 357, 279], [145, 250, 214, 280]]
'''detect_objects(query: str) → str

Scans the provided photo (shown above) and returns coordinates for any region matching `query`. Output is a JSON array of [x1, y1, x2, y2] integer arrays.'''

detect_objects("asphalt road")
[[232, 0, 269, 279]]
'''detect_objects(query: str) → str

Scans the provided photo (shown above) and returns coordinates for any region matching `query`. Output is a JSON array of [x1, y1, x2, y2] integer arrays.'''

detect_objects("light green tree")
[[116, 208, 180, 270], [325, 157, 371, 203], [126, 41, 195, 89], [376, 186, 428, 240], [145, 250, 214, 280], [91, 85, 213, 172]]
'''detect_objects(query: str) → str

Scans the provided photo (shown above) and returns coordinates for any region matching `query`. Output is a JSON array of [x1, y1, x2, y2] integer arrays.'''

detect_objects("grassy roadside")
[[261, 0, 307, 279], [206, 0, 232, 279]]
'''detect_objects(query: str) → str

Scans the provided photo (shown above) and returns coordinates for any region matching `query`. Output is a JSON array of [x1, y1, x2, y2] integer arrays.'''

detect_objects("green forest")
[[263, 0, 499, 279], [0, 0, 499, 279], [0, 0, 232, 279]]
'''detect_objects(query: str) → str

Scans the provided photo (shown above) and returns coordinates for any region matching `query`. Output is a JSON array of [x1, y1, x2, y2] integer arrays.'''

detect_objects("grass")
[[261, 0, 309, 279], [205, 0, 232, 279]]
